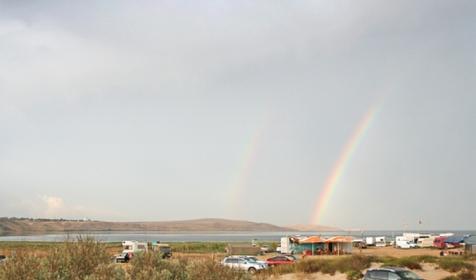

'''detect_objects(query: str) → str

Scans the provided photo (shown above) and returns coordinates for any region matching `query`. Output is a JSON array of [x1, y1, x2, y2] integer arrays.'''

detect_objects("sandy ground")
[[267, 263, 453, 280], [258, 247, 461, 280]]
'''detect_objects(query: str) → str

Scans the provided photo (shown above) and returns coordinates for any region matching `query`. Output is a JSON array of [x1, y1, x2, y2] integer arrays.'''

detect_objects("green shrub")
[[45, 236, 113, 279], [281, 255, 373, 277], [128, 251, 189, 280], [439, 257, 474, 273], [296, 258, 322, 273], [441, 271, 476, 280], [414, 255, 438, 263], [346, 270, 363, 280], [379, 256, 422, 270], [0, 252, 44, 280], [0, 237, 122, 280], [187, 259, 251, 280], [170, 242, 227, 253]]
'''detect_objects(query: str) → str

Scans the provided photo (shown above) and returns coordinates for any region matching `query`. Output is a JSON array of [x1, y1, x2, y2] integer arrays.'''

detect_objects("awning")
[[299, 236, 324, 244], [324, 236, 353, 243]]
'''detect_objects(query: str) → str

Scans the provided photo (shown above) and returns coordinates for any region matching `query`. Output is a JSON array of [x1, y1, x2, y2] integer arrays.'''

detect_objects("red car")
[[266, 255, 295, 266]]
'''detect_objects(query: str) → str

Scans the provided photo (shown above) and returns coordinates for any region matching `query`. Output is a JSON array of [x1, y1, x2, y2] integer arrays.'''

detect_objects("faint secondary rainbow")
[[227, 115, 270, 214], [311, 103, 380, 225]]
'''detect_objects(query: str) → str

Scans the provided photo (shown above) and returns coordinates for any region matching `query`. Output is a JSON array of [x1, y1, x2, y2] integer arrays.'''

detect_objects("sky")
[[0, 0, 475, 230]]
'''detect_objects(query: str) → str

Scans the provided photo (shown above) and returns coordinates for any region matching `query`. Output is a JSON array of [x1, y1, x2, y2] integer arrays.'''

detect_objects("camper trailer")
[[278, 237, 299, 254], [403, 233, 421, 243], [375, 236, 386, 247], [116, 240, 148, 262], [417, 235, 436, 248], [122, 240, 148, 255], [365, 237, 375, 246]]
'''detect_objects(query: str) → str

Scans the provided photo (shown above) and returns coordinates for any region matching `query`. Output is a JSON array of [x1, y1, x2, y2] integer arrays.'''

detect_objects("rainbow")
[[228, 115, 269, 213], [310, 104, 380, 225]]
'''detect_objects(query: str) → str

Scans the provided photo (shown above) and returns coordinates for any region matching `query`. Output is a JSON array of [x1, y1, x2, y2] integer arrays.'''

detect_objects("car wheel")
[[248, 267, 256, 273]]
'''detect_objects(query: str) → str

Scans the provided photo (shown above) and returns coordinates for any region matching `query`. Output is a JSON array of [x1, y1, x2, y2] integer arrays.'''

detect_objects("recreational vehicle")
[[122, 240, 148, 255], [365, 237, 375, 246], [278, 237, 299, 254], [375, 236, 386, 247], [416, 235, 435, 248], [434, 236, 447, 249], [395, 236, 416, 249]]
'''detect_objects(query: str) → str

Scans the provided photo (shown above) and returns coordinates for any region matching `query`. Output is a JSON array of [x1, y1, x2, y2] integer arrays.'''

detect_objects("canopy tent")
[[446, 235, 467, 244]]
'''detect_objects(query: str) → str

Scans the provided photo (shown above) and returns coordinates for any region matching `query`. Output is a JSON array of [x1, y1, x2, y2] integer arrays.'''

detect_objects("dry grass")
[[0, 237, 250, 280], [1, 239, 474, 280]]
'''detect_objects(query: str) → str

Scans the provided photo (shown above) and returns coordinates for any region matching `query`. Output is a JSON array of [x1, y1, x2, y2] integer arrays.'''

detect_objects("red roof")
[[324, 236, 353, 243], [299, 236, 324, 244]]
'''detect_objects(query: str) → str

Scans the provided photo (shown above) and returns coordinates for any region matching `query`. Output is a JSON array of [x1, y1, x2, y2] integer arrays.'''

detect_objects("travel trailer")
[[122, 240, 148, 255], [375, 236, 386, 247], [115, 240, 148, 262], [403, 233, 421, 243], [365, 237, 375, 246], [278, 236, 302, 254], [416, 235, 436, 248]]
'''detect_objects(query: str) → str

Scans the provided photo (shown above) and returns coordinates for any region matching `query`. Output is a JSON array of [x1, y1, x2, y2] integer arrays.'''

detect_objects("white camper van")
[[395, 236, 416, 249]]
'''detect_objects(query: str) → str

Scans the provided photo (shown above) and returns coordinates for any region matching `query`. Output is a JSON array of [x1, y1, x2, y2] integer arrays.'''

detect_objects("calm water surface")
[[0, 230, 474, 242]]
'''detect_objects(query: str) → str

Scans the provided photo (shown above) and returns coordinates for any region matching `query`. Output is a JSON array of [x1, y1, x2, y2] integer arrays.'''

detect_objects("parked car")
[[434, 236, 447, 249], [280, 254, 297, 261], [260, 245, 272, 254], [221, 256, 266, 273], [152, 243, 172, 259], [115, 252, 131, 263], [0, 255, 6, 264], [364, 267, 423, 280], [266, 255, 295, 266], [229, 255, 268, 268]]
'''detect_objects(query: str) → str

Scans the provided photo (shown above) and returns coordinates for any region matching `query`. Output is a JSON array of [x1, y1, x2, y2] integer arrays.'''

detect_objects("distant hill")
[[0, 218, 295, 235], [285, 224, 342, 232]]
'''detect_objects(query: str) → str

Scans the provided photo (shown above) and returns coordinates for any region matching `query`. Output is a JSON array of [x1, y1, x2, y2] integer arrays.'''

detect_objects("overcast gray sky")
[[1, 0, 475, 230]]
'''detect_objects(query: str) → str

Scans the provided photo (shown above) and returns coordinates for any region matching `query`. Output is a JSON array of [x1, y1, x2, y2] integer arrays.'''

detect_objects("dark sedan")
[[266, 255, 295, 266]]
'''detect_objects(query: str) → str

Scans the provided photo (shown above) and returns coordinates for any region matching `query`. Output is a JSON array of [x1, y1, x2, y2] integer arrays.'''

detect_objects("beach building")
[[464, 236, 476, 255], [324, 236, 353, 255], [296, 236, 325, 255], [290, 236, 352, 255]]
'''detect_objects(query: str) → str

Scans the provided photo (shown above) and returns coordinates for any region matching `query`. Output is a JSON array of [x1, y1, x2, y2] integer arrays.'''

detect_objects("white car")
[[221, 256, 267, 273], [229, 255, 268, 269]]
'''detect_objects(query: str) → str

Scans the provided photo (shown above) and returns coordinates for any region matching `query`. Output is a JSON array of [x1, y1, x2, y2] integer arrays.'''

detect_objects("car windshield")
[[397, 271, 421, 279]]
